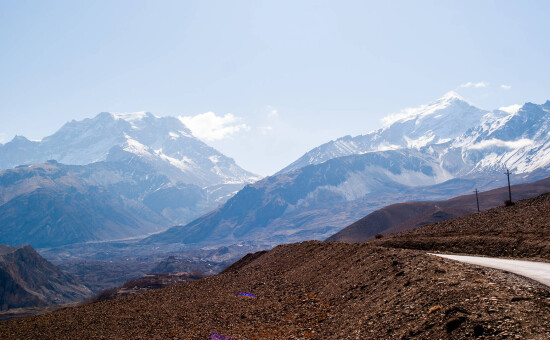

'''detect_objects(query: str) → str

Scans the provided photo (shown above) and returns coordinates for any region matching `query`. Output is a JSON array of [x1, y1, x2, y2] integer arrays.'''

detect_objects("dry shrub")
[[428, 305, 442, 314], [504, 200, 515, 207], [89, 287, 118, 303]]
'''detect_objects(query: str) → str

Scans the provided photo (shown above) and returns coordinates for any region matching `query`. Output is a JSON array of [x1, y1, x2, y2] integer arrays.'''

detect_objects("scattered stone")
[[446, 317, 467, 333]]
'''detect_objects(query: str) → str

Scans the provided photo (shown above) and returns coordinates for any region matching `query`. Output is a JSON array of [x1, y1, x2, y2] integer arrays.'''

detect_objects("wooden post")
[[505, 169, 512, 202], [474, 188, 480, 212]]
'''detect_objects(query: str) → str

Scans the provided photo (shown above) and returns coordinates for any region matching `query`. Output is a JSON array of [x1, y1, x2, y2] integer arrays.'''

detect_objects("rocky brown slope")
[[328, 176, 550, 243], [2, 241, 550, 339], [374, 192, 550, 261], [0, 245, 91, 311], [89, 270, 207, 303]]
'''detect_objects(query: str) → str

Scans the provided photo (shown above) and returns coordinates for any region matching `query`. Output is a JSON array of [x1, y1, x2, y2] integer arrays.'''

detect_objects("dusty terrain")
[[2, 241, 550, 339], [375, 193, 550, 261], [91, 271, 207, 302]]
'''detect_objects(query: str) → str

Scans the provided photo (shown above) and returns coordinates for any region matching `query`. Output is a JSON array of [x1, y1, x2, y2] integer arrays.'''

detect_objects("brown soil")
[[90, 272, 207, 303], [375, 193, 550, 261], [2, 241, 550, 339], [0, 302, 81, 322]]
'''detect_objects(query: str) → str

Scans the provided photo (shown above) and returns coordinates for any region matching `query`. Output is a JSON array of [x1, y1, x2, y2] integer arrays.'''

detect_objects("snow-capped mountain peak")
[[0, 112, 259, 187], [440, 90, 465, 101], [279, 92, 488, 174], [382, 91, 470, 126], [439, 100, 550, 175], [498, 104, 522, 115], [110, 111, 152, 122], [279, 93, 550, 178]]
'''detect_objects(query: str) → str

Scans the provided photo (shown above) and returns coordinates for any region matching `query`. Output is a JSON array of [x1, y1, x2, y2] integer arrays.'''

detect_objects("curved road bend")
[[428, 253, 550, 288]]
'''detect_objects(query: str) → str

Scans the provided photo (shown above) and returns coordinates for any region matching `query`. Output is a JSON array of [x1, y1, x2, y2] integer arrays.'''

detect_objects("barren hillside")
[[375, 193, 550, 261], [328, 176, 550, 243], [2, 241, 550, 339]]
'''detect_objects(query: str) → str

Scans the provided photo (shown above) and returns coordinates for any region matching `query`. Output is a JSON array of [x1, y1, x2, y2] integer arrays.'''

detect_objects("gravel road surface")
[[430, 253, 550, 287]]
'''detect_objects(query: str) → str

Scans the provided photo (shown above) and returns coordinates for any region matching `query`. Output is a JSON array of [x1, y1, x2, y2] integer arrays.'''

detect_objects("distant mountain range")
[[0, 112, 259, 248], [280, 92, 550, 176], [0, 112, 258, 187], [0, 161, 169, 248], [279, 92, 489, 174], [146, 93, 550, 247], [2, 94, 550, 251], [145, 149, 467, 246]]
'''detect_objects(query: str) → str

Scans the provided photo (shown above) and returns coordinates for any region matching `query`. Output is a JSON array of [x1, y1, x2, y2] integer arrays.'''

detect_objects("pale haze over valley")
[[2, 1, 550, 175]]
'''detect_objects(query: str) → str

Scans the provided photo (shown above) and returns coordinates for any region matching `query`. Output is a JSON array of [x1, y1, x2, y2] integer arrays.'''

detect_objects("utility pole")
[[474, 188, 480, 212], [505, 169, 512, 203]]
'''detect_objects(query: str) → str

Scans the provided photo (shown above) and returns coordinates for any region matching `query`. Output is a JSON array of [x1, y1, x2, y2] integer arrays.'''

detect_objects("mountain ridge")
[[279, 94, 550, 177], [278, 92, 490, 174], [0, 111, 260, 188], [0, 244, 91, 311], [327, 176, 550, 243], [0, 112, 262, 248], [0, 161, 170, 248], [145, 94, 550, 248]]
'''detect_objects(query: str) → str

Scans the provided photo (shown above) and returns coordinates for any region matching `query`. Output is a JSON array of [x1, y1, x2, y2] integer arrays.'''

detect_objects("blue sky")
[[1, 0, 550, 175]]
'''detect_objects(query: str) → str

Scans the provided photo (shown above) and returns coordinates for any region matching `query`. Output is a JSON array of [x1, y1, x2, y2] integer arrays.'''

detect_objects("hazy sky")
[[2, 1, 550, 175]]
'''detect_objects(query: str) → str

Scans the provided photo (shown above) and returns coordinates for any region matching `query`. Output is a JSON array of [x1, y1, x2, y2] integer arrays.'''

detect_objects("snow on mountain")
[[110, 111, 151, 124], [279, 93, 550, 179], [376, 91, 487, 147], [279, 92, 488, 174], [440, 101, 550, 175], [0, 112, 260, 188], [145, 94, 550, 248], [144, 149, 455, 246], [0, 112, 261, 233], [498, 104, 522, 114]]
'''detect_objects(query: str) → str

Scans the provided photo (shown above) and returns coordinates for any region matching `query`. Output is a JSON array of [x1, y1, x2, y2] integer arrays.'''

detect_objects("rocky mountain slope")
[[145, 153, 549, 248], [2, 240, 550, 338], [328, 176, 550, 243], [145, 94, 550, 249], [0, 161, 169, 248], [4, 192, 550, 338], [90, 271, 207, 303], [0, 112, 259, 230], [279, 92, 489, 174], [0, 112, 262, 248], [0, 112, 258, 188], [375, 192, 550, 261], [280, 93, 550, 176], [143, 149, 457, 246], [0, 244, 91, 311]]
